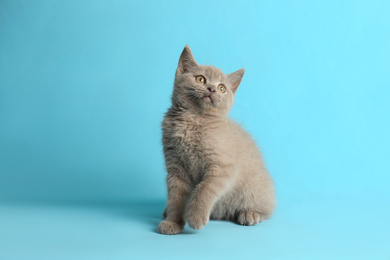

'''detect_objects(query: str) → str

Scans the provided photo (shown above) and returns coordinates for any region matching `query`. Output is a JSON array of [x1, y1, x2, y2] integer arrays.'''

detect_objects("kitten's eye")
[[218, 84, 226, 93], [195, 76, 206, 84]]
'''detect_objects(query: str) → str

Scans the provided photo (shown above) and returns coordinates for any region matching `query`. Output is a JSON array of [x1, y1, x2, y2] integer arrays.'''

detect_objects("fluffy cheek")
[[213, 95, 223, 106], [219, 93, 234, 110], [228, 91, 235, 105]]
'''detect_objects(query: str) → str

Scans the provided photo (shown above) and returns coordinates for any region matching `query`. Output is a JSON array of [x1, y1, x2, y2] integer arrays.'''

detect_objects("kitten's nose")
[[207, 86, 216, 93]]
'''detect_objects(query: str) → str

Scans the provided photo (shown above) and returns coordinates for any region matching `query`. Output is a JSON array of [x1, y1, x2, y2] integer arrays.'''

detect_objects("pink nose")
[[207, 87, 216, 93]]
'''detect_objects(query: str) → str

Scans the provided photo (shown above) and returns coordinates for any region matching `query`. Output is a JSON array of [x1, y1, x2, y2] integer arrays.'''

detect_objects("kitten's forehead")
[[198, 65, 225, 82]]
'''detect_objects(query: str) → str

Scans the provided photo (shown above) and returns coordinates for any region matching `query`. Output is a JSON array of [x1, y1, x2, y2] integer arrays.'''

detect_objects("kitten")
[[158, 46, 276, 235]]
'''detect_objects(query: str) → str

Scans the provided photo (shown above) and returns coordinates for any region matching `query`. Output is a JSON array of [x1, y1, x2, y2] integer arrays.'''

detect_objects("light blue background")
[[1, 0, 389, 259]]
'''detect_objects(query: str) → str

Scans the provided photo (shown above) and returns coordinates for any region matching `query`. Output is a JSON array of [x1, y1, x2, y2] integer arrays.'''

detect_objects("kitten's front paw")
[[237, 210, 264, 226], [186, 208, 209, 230], [158, 220, 183, 235]]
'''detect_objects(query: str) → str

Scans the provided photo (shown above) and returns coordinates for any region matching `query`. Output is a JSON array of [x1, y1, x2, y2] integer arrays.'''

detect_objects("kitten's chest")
[[173, 118, 209, 159], [163, 114, 217, 175]]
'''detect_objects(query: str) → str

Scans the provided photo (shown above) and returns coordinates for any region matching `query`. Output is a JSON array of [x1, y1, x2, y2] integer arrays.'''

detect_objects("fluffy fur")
[[158, 46, 275, 235]]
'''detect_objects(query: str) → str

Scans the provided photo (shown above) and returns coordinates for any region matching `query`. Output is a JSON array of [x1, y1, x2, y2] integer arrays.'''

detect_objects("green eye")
[[195, 76, 206, 83], [218, 84, 226, 93]]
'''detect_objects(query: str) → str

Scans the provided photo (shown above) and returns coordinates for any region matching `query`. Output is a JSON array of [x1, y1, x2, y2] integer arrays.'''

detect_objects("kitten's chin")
[[200, 95, 221, 110], [203, 96, 212, 103], [201, 96, 216, 108], [202, 92, 218, 104]]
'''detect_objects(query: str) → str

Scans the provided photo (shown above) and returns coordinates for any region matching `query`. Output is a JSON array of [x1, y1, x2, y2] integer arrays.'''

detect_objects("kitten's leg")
[[236, 192, 274, 225], [236, 210, 266, 226], [235, 193, 274, 225], [186, 166, 234, 230], [158, 174, 191, 235]]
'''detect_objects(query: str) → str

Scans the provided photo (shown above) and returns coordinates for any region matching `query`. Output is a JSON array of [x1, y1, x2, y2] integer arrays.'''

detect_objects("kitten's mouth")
[[203, 94, 213, 103]]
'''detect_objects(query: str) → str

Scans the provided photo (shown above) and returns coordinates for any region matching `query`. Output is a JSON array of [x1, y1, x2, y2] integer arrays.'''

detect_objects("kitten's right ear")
[[176, 45, 198, 74], [228, 68, 245, 93]]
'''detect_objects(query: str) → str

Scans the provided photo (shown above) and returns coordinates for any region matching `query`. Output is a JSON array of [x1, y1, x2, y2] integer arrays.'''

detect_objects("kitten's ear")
[[176, 45, 198, 74], [228, 68, 245, 93]]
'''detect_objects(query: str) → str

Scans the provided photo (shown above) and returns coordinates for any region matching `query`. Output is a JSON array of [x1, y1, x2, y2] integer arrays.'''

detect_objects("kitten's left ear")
[[176, 45, 198, 74], [228, 68, 245, 93]]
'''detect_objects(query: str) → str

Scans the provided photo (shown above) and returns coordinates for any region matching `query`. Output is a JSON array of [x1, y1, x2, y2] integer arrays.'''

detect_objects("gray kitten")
[[158, 46, 276, 235]]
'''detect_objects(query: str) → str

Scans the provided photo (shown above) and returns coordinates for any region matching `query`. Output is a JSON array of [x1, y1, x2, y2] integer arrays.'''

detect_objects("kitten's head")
[[171, 46, 244, 116]]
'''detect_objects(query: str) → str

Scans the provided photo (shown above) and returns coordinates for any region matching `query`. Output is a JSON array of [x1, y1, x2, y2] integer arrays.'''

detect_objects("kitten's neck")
[[169, 104, 227, 119]]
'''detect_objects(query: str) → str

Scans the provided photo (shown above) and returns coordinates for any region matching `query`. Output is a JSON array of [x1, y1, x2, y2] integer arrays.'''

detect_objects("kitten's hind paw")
[[158, 220, 183, 235], [237, 210, 264, 226]]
